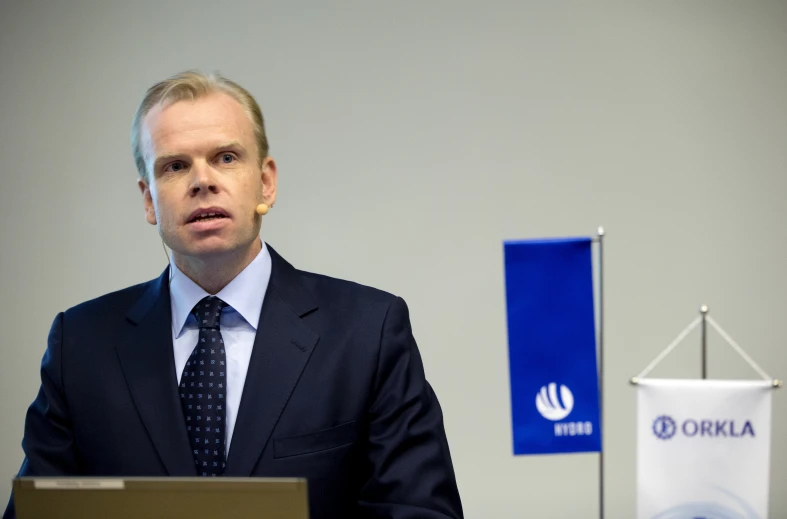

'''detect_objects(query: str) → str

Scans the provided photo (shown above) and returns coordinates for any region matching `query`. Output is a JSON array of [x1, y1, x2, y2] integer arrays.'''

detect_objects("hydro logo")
[[535, 383, 573, 421], [652, 415, 756, 440], [536, 383, 593, 437]]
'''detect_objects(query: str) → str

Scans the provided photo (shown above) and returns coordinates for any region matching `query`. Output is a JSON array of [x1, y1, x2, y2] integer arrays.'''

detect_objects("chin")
[[186, 239, 259, 260], [167, 232, 259, 261], [166, 238, 230, 259]]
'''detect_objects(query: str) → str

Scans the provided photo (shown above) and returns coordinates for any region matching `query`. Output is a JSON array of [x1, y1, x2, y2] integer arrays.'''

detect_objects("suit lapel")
[[116, 269, 196, 476], [225, 247, 319, 476]]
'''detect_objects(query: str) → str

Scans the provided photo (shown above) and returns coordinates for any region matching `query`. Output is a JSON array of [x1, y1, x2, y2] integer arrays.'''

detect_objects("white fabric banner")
[[637, 379, 772, 519]]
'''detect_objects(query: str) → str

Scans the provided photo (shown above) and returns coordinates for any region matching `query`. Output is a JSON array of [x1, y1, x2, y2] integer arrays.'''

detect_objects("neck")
[[172, 240, 262, 294]]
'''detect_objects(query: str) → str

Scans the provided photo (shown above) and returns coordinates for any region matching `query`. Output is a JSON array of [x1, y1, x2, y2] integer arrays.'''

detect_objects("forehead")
[[141, 92, 255, 156]]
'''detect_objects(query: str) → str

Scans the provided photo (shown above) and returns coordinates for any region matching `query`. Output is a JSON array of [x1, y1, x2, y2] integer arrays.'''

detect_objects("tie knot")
[[193, 296, 226, 330]]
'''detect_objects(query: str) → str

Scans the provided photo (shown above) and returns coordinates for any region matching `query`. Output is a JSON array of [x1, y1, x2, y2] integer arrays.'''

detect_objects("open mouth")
[[189, 213, 228, 223], [187, 208, 231, 224]]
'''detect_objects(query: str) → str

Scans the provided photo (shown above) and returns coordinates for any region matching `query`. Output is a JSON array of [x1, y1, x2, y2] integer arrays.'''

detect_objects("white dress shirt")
[[169, 242, 272, 456]]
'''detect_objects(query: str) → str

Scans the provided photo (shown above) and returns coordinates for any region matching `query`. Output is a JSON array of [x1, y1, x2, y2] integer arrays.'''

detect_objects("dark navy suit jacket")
[[4, 246, 463, 518]]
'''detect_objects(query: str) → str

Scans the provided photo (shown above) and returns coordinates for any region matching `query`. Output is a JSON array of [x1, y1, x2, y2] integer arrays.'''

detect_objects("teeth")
[[192, 212, 224, 222]]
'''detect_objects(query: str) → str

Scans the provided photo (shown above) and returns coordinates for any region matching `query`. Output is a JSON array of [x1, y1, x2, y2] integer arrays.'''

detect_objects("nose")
[[189, 161, 219, 196]]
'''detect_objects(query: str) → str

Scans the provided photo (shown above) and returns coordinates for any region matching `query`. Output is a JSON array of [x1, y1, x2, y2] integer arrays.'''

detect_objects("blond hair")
[[131, 70, 269, 180]]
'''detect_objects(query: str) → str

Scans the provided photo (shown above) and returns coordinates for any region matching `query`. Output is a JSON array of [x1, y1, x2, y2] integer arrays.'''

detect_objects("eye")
[[165, 161, 186, 173], [220, 153, 236, 164]]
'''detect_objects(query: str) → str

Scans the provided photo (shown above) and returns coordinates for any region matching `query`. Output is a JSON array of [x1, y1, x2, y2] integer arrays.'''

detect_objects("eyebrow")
[[213, 141, 246, 153], [152, 141, 248, 172]]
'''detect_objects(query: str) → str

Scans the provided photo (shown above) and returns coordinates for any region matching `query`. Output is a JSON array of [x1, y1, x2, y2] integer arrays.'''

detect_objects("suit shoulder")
[[296, 269, 399, 307], [62, 278, 158, 322]]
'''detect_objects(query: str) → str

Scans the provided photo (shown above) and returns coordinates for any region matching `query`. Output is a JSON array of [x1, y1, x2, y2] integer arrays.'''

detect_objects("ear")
[[261, 156, 278, 207], [137, 178, 158, 225]]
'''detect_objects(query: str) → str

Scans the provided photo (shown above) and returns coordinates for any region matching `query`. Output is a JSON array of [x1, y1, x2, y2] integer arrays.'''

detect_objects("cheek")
[[149, 191, 175, 224], [251, 178, 264, 201], [235, 178, 262, 204]]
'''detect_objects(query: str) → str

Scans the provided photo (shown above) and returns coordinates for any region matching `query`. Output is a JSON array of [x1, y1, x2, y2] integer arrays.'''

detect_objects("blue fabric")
[[504, 237, 601, 455]]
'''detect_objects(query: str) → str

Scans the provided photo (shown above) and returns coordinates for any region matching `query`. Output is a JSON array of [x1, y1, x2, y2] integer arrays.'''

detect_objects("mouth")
[[186, 207, 231, 224]]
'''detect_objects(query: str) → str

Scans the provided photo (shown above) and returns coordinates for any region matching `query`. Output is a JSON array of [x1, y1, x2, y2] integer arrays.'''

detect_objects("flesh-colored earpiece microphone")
[[256, 203, 269, 216]]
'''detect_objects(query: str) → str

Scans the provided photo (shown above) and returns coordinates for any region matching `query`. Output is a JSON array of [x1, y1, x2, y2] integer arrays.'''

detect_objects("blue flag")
[[504, 237, 601, 455]]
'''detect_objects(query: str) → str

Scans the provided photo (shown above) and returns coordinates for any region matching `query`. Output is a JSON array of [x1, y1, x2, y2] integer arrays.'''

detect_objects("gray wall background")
[[1, 1, 786, 517]]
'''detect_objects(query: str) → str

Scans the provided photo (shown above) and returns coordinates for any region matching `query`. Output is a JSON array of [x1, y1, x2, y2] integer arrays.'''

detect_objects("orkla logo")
[[652, 414, 756, 440]]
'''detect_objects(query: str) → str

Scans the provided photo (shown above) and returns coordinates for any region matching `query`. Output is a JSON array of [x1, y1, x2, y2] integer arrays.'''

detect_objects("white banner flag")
[[637, 379, 772, 519]]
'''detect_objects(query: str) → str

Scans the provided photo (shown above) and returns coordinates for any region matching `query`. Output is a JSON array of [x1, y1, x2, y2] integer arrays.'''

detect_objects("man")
[[4, 71, 463, 519]]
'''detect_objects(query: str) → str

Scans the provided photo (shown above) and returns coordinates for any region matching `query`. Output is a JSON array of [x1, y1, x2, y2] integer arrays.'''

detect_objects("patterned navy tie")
[[180, 296, 227, 476]]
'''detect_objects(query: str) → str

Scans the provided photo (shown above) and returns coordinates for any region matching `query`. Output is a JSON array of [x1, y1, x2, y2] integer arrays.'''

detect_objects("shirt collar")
[[169, 241, 272, 338]]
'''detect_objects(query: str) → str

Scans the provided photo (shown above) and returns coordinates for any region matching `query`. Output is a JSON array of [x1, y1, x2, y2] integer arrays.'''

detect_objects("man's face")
[[138, 93, 276, 263]]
